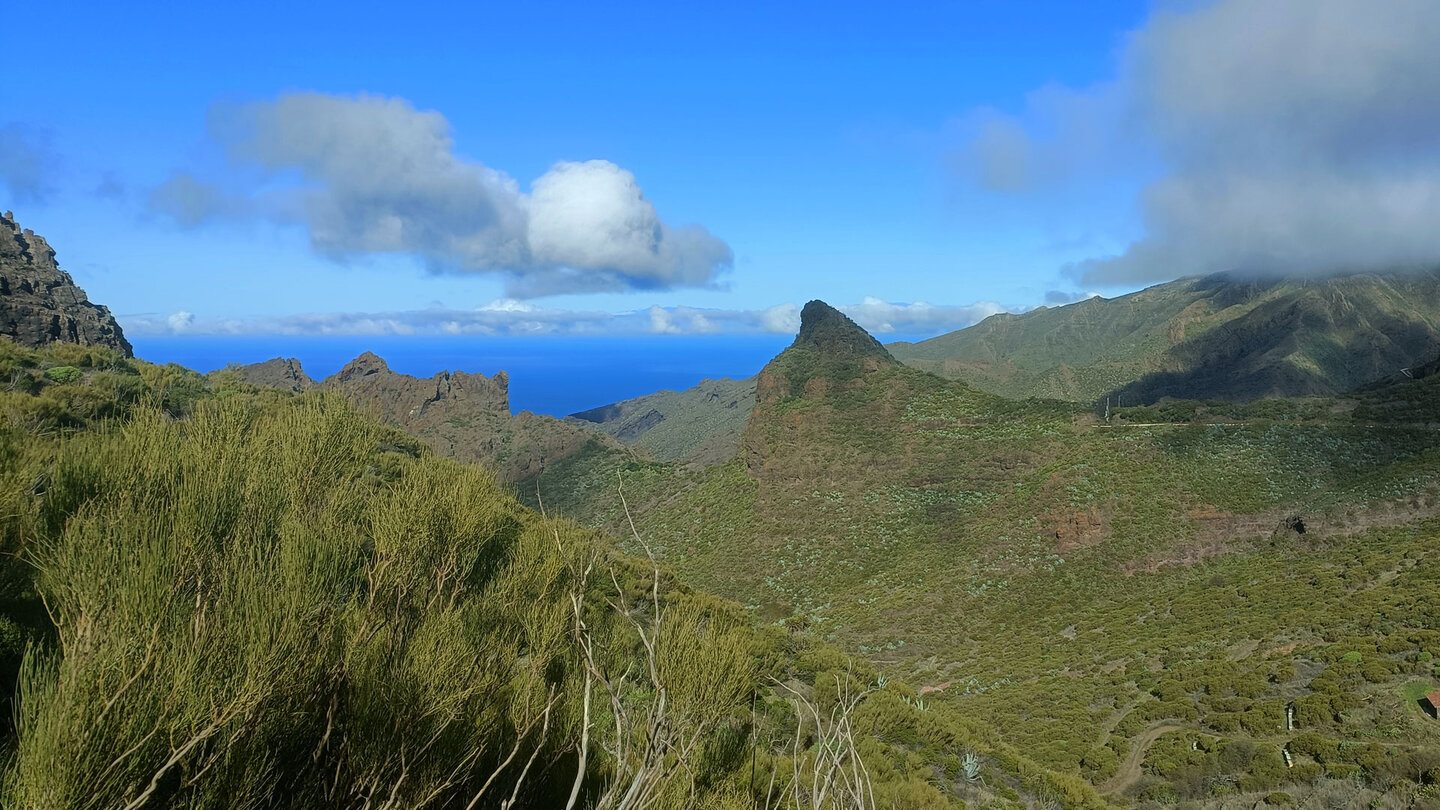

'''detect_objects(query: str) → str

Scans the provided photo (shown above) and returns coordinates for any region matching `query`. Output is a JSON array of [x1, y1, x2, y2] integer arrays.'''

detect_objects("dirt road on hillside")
[[1099, 723, 1183, 797]]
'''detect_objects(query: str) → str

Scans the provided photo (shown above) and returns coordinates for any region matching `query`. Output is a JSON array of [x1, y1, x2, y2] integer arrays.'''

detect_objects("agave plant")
[[961, 751, 983, 784]]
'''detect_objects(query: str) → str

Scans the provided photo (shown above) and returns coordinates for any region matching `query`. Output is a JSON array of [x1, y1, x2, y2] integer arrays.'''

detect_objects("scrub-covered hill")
[[539, 301, 1440, 807], [889, 271, 1440, 405], [567, 376, 756, 467], [0, 337, 1111, 810]]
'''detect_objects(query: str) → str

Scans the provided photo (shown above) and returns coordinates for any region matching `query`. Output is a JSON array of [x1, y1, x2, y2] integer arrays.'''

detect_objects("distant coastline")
[[129, 334, 842, 417]]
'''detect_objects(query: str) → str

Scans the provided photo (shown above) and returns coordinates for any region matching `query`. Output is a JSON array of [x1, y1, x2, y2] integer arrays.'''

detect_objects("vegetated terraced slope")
[[889, 270, 1440, 405], [542, 300, 1440, 806]]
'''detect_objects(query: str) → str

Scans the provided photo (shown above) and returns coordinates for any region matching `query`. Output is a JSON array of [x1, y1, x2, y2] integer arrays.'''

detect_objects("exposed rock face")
[[792, 300, 894, 363], [224, 357, 313, 393], [326, 351, 510, 424], [226, 352, 615, 484], [0, 211, 132, 356]]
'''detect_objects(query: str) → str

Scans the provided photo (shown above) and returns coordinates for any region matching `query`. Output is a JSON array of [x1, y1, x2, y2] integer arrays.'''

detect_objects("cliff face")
[[0, 211, 132, 356]]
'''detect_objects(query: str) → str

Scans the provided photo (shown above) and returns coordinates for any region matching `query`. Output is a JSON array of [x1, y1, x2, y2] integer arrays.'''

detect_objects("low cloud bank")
[[122, 297, 1007, 338]]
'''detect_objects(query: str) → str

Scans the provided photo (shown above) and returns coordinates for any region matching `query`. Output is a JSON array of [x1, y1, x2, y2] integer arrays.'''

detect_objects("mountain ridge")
[[889, 270, 1440, 405], [219, 352, 620, 484]]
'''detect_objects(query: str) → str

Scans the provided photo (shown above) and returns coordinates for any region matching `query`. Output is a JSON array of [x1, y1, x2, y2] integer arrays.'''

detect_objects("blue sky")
[[4, 0, 1438, 339]]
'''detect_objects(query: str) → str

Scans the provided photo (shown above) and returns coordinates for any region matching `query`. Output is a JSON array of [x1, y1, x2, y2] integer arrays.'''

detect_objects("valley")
[[5, 211, 1440, 808]]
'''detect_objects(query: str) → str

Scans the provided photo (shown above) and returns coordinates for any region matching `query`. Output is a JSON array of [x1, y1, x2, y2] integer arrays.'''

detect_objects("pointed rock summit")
[[0, 211, 132, 356], [752, 300, 899, 407], [792, 300, 895, 363], [334, 351, 391, 382]]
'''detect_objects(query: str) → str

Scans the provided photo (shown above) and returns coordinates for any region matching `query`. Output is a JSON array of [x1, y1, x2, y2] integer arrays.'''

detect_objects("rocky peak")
[[750, 300, 898, 409], [0, 211, 132, 356], [334, 351, 390, 382], [323, 353, 510, 424], [792, 300, 895, 363], [223, 357, 314, 393]]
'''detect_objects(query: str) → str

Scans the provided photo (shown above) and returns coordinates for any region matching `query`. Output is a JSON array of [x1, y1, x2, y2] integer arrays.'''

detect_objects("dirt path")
[[1092, 695, 1146, 749], [1099, 723, 1182, 797], [1096, 711, 1436, 799]]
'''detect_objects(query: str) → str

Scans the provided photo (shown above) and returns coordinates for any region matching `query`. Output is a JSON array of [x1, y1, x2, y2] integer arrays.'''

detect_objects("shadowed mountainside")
[[890, 271, 1440, 405], [566, 376, 756, 466]]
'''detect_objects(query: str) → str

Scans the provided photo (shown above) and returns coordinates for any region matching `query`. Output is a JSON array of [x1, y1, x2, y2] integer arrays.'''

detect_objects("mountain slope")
[[566, 376, 756, 466], [542, 300, 1440, 804], [890, 271, 1440, 404]]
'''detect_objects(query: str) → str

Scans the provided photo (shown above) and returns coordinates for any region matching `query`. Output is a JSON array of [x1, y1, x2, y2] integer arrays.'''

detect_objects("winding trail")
[[1099, 723, 1182, 797]]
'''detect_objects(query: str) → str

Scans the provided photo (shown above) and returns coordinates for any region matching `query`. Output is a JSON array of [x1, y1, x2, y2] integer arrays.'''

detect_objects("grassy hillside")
[[538, 304, 1440, 807], [0, 338, 1113, 810], [890, 271, 1440, 405]]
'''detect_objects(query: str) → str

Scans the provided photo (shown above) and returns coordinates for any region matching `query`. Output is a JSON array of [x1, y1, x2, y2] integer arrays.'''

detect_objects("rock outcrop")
[[0, 211, 132, 356], [223, 357, 313, 393], [755, 300, 898, 406], [326, 352, 510, 424], [224, 352, 617, 484], [792, 299, 894, 363]]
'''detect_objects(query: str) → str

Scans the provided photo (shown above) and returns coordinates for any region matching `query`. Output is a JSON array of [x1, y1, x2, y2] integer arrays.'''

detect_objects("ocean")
[[129, 334, 845, 417]]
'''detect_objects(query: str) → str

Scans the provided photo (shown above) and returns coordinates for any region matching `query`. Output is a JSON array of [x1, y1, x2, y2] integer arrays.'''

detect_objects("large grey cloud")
[[151, 93, 732, 296], [961, 0, 1440, 286], [0, 124, 57, 203], [120, 296, 1006, 338]]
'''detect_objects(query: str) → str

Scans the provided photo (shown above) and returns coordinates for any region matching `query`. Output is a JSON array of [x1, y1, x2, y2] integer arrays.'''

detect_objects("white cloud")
[[760, 303, 801, 334], [478, 298, 537, 313], [842, 297, 1006, 334], [958, 0, 1440, 286], [648, 305, 682, 334], [166, 310, 195, 332], [151, 92, 732, 297]]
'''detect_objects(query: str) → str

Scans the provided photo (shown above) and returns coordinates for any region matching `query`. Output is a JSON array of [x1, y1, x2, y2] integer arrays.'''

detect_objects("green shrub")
[[41, 366, 82, 385]]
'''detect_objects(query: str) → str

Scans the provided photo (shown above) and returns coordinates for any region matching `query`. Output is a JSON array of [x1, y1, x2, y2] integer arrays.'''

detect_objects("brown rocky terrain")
[[0, 212, 131, 356], [223, 357, 313, 393], [224, 352, 625, 484]]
